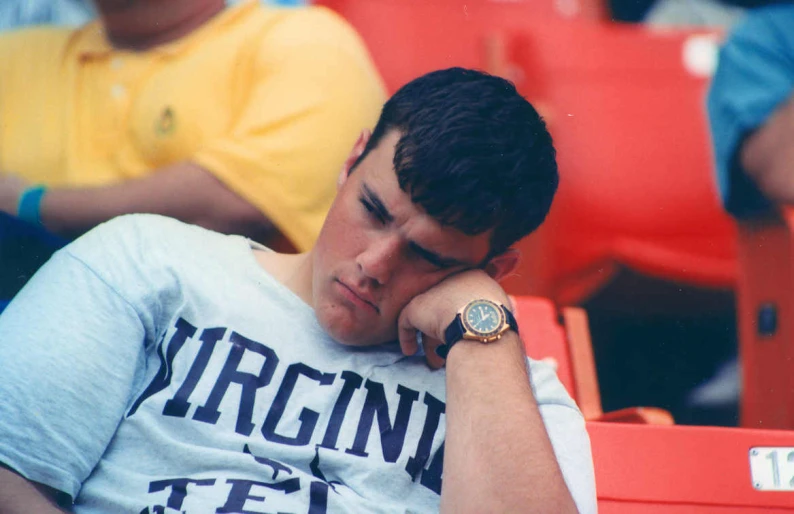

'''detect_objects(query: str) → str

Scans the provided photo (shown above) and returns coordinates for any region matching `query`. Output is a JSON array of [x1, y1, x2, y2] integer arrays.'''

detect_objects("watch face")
[[462, 300, 504, 337]]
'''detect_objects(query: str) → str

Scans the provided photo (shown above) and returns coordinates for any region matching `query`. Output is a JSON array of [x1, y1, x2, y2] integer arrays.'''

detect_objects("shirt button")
[[111, 84, 126, 99], [111, 58, 124, 70]]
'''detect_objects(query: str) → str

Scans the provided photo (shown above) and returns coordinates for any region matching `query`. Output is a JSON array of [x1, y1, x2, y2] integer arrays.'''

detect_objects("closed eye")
[[409, 241, 463, 270], [360, 197, 388, 225]]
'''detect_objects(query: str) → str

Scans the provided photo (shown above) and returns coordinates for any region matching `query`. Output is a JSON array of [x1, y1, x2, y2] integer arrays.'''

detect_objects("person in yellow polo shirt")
[[0, 0, 386, 253]]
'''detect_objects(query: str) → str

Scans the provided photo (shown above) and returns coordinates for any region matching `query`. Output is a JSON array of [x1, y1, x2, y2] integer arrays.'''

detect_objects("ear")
[[338, 129, 372, 189], [483, 248, 520, 282]]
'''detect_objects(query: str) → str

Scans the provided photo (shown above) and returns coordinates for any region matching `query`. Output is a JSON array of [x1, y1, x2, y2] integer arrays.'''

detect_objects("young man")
[[0, 68, 596, 513]]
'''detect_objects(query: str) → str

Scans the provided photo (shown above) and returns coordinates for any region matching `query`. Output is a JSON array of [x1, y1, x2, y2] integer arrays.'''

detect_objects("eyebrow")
[[362, 184, 395, 223], [408, 241, 469, 269]]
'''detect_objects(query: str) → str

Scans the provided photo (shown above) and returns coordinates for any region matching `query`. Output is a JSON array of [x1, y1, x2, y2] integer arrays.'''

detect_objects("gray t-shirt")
[[0, 214, 596, 513]]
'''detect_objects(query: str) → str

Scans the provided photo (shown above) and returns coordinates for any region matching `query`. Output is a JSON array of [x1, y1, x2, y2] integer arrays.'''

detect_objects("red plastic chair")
[[735, 209, 794, 429], [495, 23, 736, 302], [512, 295, 673, 424], [313, 0, 606, 94], [588, 421, 794, 512]]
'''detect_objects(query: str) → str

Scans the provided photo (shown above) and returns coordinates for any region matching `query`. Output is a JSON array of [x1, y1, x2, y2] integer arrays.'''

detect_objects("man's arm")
[[0, 466, 67, 514], [441, 333, 579, 513], [706, 4, 794, 216], [0, 218, 154, 510], [398, 270, 583, 513], [38, 161, 274, 240], [740, 94, 794, 205]]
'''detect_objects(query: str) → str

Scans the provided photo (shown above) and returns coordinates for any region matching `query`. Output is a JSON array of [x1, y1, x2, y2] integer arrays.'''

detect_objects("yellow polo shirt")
[[0, 1, 385, 250]]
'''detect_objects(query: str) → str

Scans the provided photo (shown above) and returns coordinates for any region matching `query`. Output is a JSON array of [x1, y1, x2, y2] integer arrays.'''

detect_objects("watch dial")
[[464, 301, 502, 335]]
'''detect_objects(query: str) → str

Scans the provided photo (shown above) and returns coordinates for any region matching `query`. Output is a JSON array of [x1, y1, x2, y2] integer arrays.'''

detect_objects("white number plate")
[[749, 447, 794, 491]]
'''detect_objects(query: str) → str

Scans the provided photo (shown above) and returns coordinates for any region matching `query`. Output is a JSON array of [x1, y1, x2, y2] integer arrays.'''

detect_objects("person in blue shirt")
[[708, 3, 794, 217]]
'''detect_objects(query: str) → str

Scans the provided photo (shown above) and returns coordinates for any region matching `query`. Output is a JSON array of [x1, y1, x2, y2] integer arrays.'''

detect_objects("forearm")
[[440, 335, 577, 514], [40, 161, 272, 238], [741, 94, 794, 205], [0, 467, 67, 514]]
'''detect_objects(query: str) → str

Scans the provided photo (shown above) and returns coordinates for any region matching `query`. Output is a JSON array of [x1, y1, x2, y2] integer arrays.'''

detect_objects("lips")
[[336, 279, 380, 314]]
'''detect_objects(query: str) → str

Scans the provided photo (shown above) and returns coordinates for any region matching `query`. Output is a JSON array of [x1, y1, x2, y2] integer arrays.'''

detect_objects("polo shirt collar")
[[73, 0, 259, 59]]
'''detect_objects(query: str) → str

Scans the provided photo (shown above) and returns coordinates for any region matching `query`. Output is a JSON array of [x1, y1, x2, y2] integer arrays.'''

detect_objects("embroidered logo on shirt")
[[155, 107, 176, 136]]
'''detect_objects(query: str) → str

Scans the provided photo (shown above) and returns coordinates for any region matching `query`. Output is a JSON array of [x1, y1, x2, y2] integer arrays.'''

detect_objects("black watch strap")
[[443, 314, 466, 350], [436, 304, 519, 359], [504, 305, 519, 335]]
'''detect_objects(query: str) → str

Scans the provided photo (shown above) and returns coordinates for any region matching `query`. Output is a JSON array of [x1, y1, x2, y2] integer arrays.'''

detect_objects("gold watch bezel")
[[460, 299, 510, 343]]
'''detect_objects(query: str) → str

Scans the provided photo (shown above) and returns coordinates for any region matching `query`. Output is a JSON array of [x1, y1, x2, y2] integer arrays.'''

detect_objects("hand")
[[397, 269, 511, 369], [0, 172, 30, 215]]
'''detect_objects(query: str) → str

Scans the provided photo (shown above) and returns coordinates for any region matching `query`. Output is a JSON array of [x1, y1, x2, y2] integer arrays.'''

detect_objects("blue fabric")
[[0, 212, 67, 300], [707, 4, 794, 217]]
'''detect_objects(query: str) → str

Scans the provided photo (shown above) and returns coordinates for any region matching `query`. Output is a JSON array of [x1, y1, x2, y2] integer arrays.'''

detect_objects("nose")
[[356, 233, 402, 285]]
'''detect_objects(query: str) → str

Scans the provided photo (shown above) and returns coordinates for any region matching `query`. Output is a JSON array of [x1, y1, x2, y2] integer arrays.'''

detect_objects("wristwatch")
[[436, 299, 519, 359]]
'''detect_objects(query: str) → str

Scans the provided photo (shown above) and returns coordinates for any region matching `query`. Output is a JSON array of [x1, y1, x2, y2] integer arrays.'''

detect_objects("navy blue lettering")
[[308, 481, 329, 514], [319, 371, 363, 450], [262, 363, 336, 446], [405, 393, 446, 480], [163, 327, 226, 418], [216, 478, 300, 513], [193, 332, 278, 435], [345, 381, 419, 462], [148, 477, 215, 510], [129, 318, 197, 417], [243, 443, 292, 480], [420, 442, 444, 495]]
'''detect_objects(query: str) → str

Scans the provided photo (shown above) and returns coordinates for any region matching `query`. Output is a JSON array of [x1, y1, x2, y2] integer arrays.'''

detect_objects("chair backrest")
[[735, 209, 794, 429], [513, 295, 676, 424], [588, 420, 794, 511], [313, 0, 606, 93], [496, 22, 737, 302]]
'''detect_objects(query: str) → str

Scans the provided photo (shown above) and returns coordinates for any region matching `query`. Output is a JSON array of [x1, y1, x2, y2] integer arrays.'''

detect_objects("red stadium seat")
[[313, 0, 606, 94], [735, 209, 794, 429], [498, 23, 737, 303], [588, 421, 794, 512], [513, 295, 673, 424]]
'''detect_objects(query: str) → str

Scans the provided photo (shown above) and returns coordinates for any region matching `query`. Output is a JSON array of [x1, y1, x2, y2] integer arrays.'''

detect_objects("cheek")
[[386, 270, 449, 311]]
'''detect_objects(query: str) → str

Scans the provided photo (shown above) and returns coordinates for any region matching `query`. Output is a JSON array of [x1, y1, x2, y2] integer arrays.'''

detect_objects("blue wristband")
[[17, 185, 47, 226]]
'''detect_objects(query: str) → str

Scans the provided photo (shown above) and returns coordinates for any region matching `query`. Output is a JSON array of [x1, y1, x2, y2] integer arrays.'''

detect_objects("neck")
[[96, 0, 227, 51], [255, 250, 315, 306]]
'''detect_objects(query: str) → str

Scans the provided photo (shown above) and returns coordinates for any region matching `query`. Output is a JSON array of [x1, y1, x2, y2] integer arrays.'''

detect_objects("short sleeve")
[[192, 7, 386, 251], [528, 358, 598, 514], [707, 5, 794, 217], [0, 231, 148, 498]]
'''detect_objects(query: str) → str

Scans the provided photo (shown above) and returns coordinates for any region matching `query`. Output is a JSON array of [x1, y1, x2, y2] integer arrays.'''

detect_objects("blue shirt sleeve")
[[0, 228, 148, 499], [707, 4, 794, 217]]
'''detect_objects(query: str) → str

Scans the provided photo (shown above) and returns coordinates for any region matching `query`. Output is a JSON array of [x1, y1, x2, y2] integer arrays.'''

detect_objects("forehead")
[[355, 131, 493, 265]]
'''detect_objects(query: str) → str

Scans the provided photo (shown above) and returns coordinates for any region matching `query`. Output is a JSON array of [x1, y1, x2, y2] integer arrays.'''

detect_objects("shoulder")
[[69, 214, 220, 251], [254, 5, 369, 53], [65, 214, 240, 276], [724, 5, 794, 50], [0, 25, 71, 55]]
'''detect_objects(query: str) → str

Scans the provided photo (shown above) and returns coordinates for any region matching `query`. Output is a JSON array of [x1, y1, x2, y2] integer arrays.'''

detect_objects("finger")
[[423, 335, 446, 369], [397, 309, 419, 356]]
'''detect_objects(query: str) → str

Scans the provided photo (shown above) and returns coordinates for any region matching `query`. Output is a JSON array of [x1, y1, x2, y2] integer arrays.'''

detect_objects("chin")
[[318, 313, 391, 347], [325, 324, 385, 347]]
